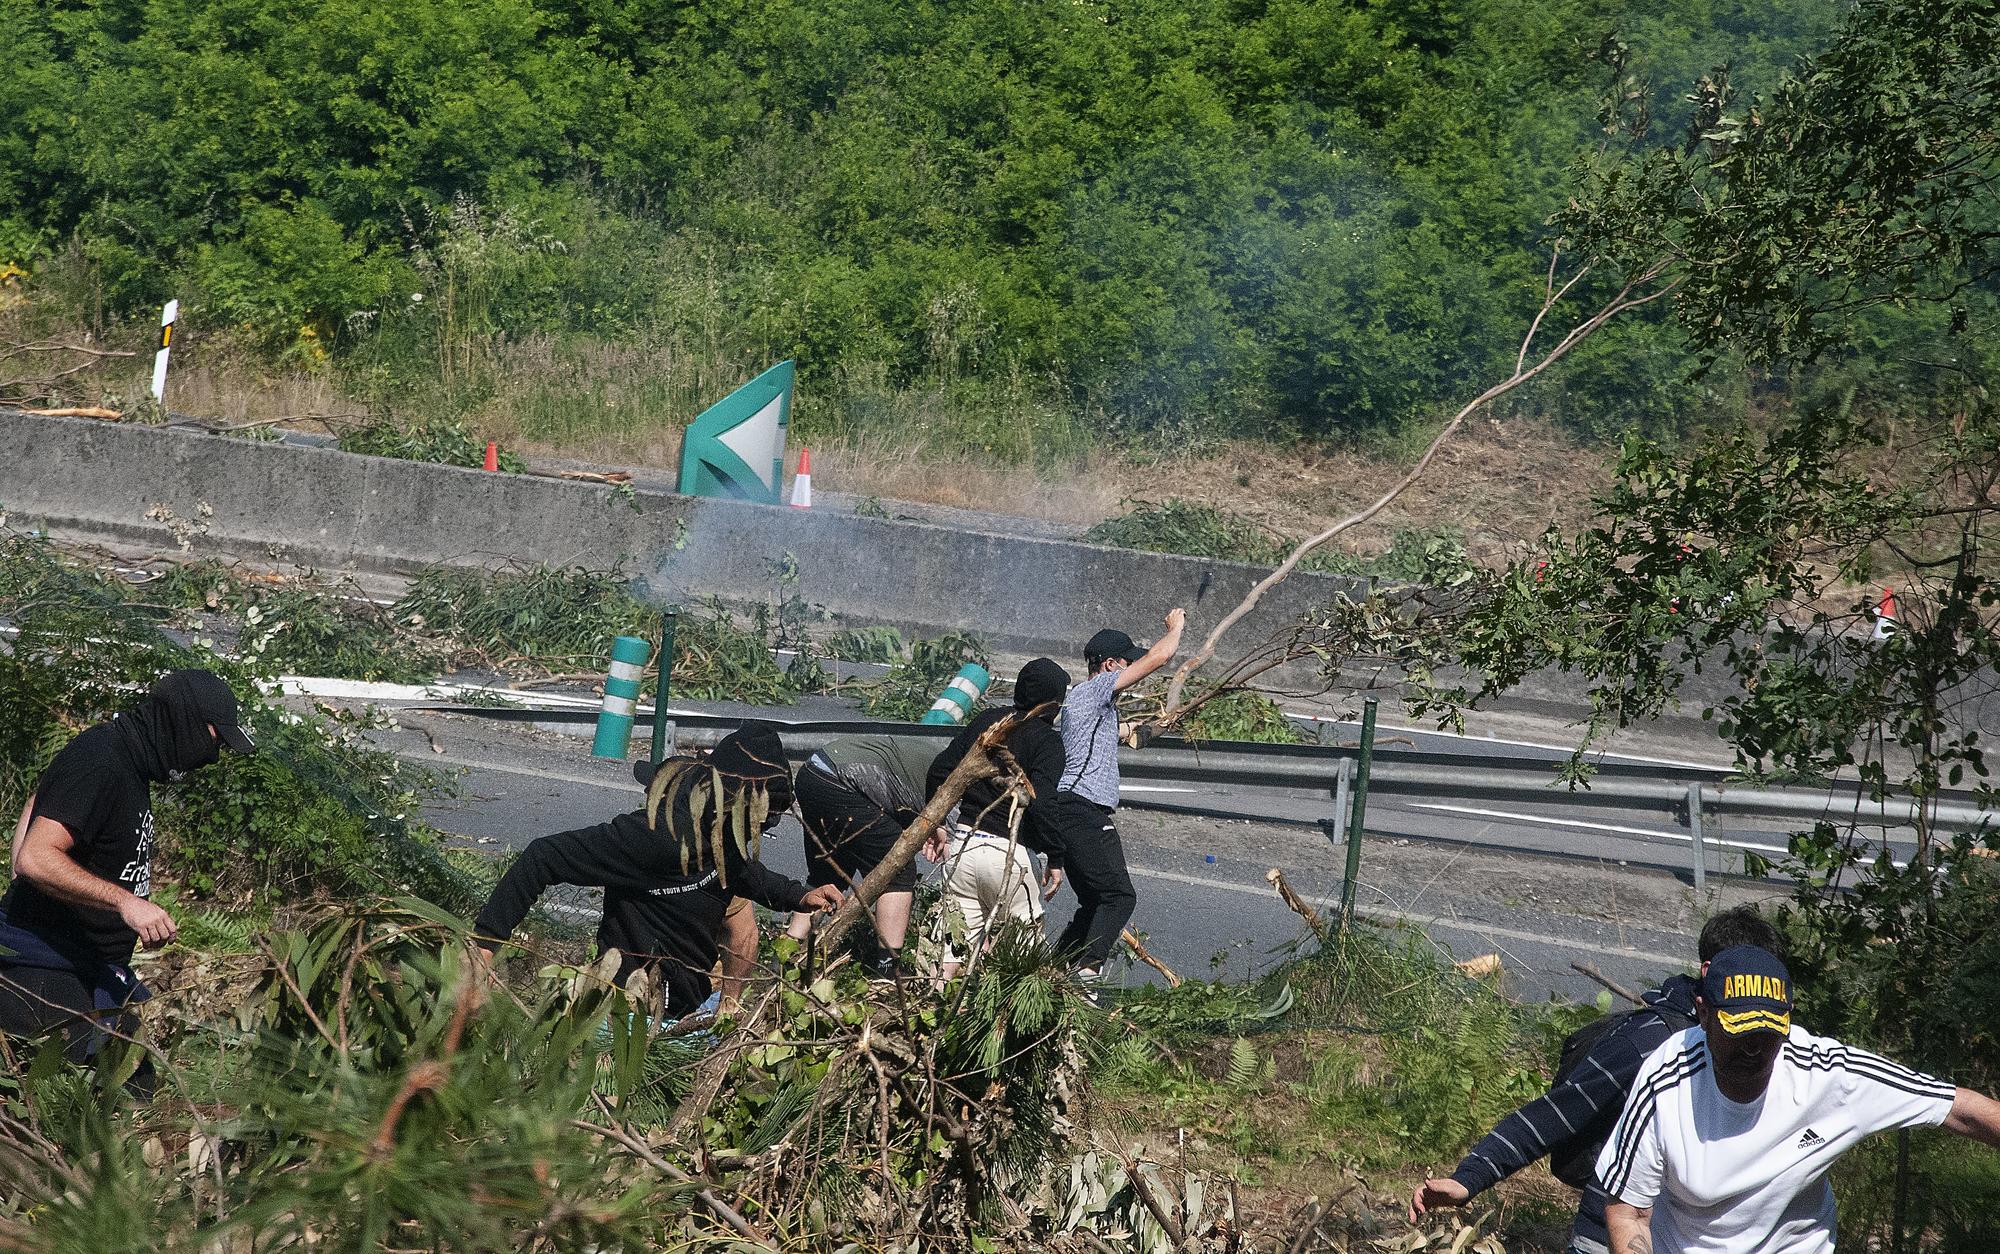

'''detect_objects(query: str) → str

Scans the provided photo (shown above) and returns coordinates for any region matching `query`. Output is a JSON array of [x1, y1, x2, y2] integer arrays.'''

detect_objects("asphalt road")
[[364, 702, 1785, 1008]]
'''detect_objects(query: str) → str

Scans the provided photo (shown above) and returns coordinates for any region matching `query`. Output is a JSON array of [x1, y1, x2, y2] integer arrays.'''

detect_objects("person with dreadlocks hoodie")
[[473, 723, 841, 1019], [2, 669, 256, 1075]]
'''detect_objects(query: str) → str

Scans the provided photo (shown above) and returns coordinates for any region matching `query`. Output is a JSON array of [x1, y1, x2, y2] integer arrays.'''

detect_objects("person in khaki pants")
[[927, 823, 1045, 979], [923, 659, 1070, 978]]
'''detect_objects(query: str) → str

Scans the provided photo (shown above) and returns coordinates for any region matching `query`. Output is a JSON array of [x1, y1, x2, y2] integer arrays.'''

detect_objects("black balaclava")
[[1013, 658, 1072, 720], [115, 672, 224, 782]]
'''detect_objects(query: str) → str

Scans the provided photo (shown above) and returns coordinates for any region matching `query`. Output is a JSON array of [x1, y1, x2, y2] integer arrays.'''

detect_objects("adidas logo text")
[[1797, 1129, 1825, 1150]]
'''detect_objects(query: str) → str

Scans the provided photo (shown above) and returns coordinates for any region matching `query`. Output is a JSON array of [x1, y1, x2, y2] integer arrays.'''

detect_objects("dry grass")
[[520, 417, 1619, 570], [148, 345, 361, 426], [4, 288, 1621, 566], [1099, 418, 1618, 567], [0, 297, 360, 428]]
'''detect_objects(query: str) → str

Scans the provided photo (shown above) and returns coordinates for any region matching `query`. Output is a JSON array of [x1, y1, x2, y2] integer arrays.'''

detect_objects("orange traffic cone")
[[790, 447, 813, 508], [483, 441, 499, 472], [1872, 588, 1898, 641]]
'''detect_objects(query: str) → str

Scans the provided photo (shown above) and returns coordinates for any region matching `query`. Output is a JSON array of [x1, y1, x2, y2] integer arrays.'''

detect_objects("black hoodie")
[[473, 733, 813, 1016], [926, 663, 1070, 866]]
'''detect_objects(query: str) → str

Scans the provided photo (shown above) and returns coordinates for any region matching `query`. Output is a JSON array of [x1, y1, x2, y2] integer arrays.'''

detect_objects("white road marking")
[[277, 673, 713, 719], [1408, 802, 1791, 856], [427, 753, 634, 791], [1286, 710, 1726, 772], [1123, 864, 1685, 967]]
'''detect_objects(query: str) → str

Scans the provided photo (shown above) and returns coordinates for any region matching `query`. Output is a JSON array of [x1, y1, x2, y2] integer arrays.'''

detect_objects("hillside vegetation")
[[8, 0, 1950, 468]]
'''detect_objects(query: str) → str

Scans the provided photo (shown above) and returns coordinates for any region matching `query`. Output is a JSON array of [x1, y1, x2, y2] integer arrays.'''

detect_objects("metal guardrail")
[[425, 703, 1994, 894]]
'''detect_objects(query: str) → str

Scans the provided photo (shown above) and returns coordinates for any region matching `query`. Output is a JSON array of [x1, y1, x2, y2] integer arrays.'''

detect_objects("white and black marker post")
[[149, 299, 179, 403]]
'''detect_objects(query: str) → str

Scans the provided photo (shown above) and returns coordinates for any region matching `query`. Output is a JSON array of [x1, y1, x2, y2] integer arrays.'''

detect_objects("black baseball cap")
[[152, 669, 256, 753], [1701, 945, 1794, 1037], [1084, 628, 1145, 668]]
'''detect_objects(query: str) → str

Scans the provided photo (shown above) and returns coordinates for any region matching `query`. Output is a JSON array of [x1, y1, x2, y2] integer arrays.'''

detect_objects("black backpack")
[[1545, 1004, 1697, 1187]]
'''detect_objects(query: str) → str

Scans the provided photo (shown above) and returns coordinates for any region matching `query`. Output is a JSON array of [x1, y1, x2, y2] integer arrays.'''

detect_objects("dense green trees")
[[0, 0, 1919, 446]]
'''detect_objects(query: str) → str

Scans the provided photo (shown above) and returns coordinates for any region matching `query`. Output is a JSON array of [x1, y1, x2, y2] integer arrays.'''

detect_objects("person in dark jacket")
[[472, 724, 841, 1019], [785, 733, 937, 976], [924, 658, 1070, 975], [2, 669, 255, 1081], [1406, 906, 1785, 1253]]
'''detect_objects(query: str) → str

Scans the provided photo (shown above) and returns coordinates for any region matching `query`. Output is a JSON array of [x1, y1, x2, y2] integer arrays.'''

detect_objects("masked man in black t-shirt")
[[472, 724, 842, 1019], [2, 669, 256, 1070]]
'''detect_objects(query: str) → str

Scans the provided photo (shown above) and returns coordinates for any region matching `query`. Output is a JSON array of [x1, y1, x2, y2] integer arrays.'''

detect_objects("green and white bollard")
[[592, 635, 653, 758], [920, 663, 991, 725]]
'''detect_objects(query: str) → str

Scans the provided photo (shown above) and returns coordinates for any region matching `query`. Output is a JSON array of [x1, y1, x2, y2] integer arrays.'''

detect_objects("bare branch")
[[1120, 928, 1181, 986], [0, 340, 138, 361], [2, 405, 122, 420], [574, 1118, 781, 1249], [1154, 260, 1682, 726]]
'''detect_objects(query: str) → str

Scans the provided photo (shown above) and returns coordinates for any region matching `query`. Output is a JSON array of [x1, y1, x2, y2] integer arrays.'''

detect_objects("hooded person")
[[923, 658, 1071, 976], [2, 668, 255, 1075], [472, 722, 841, 1019]]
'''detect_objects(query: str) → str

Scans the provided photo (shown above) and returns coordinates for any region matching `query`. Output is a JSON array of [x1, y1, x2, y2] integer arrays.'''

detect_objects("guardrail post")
[[1319, 758, 1354, 896], [1687, 781, 1708, 902], [650, 608, 679, 765], [1341, 698, 1379, 926]]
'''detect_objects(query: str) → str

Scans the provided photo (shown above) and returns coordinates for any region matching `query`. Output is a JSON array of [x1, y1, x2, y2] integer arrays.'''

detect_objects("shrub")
[[857, 631, 992, 721], [338, 418, 525, 472], [0, 528, 478, 910]]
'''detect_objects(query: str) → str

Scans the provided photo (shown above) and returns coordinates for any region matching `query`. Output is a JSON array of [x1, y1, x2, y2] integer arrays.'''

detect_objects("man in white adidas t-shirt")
[[1597, 946, 2000, 1254]]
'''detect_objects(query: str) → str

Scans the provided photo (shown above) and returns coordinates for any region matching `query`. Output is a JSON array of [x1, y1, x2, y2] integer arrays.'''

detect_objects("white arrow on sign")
[[715, 393, 785, 491]]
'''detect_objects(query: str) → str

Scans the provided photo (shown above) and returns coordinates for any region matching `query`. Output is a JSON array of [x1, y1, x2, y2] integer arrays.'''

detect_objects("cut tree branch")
[[814, 712, 1033, 956], [1154, 257, 1680, 726], [575, 1118, 779, 1249]]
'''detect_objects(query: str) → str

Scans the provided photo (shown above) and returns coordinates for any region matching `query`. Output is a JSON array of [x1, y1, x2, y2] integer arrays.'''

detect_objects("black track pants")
[[0, 962, 155, 1098], [1049, 793, 1135, 969], [796, 762, 919, 893]]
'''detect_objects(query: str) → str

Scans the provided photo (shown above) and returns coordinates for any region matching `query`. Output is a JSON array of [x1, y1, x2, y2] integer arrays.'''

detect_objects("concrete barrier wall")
[[1, 412, 1368, 662]]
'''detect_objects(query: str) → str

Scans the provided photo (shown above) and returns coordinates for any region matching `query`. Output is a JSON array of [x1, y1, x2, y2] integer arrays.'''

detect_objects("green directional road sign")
[[677, 360, 794, 504]]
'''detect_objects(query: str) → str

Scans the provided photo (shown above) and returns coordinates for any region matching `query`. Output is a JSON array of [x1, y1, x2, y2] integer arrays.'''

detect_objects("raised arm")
[[1944, 1088, 2000, 1148], [1605, 1201, 1654, 1254], [13, 813, 176, 946], [1113, 608, 1186, 690]]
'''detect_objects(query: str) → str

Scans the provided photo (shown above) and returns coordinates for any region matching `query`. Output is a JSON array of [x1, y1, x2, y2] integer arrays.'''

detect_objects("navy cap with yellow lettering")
[[1701, 945, 1793, 1037]]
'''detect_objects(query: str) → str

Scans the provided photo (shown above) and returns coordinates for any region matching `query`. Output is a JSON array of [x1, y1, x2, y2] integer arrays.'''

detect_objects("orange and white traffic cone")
[[1872, 587, 1898, 641], [790, 447, 813, 508]]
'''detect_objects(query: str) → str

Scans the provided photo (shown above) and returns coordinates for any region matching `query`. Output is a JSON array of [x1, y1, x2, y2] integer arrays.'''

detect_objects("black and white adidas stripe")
[[1600, 1041, 1710, 1200], [1781, 1040, 1956, 1103]]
